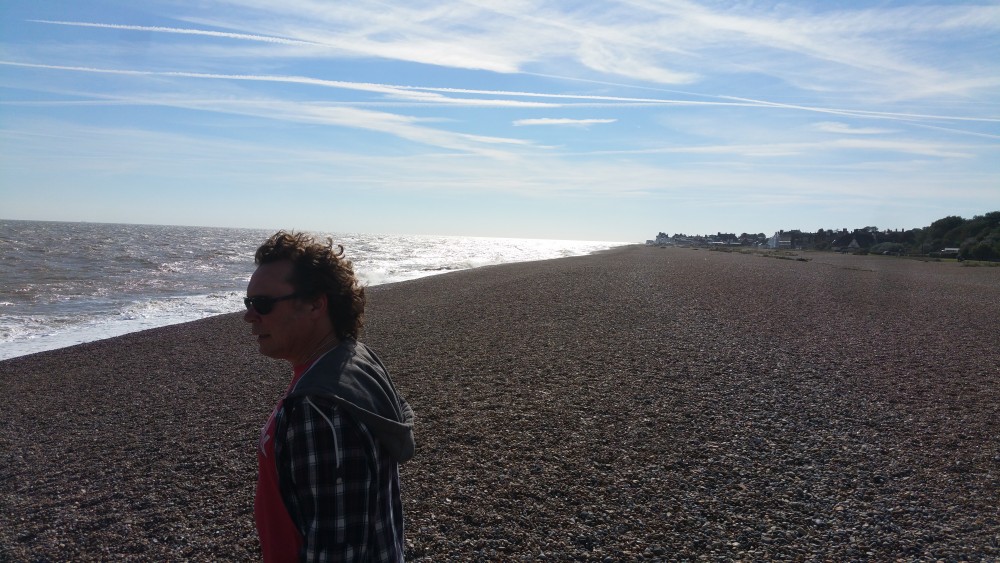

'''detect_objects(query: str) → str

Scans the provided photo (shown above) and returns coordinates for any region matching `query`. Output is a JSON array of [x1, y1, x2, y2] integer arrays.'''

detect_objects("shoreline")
[[2, 245, 998, 560], [0, 244, 637, 363], [2, 242, 984, 364]]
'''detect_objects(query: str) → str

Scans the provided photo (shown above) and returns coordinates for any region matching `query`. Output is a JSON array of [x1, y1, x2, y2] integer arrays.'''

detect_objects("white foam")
[[0, 228, 629, 361], [0, 292, 246, 361]]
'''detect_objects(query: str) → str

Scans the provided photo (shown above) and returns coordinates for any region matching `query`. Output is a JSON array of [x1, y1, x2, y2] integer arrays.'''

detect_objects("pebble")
[[2, 246, 998, 561]]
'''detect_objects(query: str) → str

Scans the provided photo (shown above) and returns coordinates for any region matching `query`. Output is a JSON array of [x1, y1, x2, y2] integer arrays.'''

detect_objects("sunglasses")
[[244, 293, 300, 315]]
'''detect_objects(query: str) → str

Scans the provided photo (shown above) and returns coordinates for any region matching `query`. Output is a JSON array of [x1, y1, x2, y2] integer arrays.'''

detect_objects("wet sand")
[[2, 245, 998, 560]]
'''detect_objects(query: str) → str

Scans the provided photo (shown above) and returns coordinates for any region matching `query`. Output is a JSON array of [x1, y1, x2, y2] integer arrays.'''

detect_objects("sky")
[[1, 1, 998, 243]]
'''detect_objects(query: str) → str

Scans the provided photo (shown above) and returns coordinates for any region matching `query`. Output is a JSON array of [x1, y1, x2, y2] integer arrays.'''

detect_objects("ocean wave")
[[0, 220, 628, 360]]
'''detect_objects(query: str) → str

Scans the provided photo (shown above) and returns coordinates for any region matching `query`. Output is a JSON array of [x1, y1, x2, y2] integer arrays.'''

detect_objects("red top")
[[255, 364, 310, 562]]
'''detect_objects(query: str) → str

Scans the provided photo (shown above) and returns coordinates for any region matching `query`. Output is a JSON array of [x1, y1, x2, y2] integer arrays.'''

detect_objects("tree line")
[[767, 211, 1000, 260]]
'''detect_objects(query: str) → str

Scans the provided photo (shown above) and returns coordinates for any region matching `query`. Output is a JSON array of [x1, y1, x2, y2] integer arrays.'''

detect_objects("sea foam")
[[0, 220, 628, 360]]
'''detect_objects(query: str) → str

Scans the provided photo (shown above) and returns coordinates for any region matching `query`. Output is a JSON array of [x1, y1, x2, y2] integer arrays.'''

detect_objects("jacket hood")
[[286, 340, 415, 462]]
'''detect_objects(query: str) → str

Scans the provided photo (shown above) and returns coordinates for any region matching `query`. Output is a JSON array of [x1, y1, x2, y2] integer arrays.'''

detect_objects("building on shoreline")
[[646, 212, 999, 260]]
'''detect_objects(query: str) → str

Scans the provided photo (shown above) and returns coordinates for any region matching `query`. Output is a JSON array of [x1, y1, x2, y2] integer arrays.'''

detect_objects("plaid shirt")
[[274, 395, 405, 562]]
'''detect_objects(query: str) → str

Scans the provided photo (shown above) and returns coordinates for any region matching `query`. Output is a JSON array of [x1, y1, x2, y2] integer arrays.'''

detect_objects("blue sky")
[[1, 1, 998, 242]]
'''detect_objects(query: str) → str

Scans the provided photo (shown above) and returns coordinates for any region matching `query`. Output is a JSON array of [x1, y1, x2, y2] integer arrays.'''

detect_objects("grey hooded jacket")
[[284, 339, 415, 462]]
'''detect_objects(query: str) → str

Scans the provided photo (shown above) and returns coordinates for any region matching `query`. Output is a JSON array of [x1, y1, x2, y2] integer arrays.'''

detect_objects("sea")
[[0, 220, 629, 361]]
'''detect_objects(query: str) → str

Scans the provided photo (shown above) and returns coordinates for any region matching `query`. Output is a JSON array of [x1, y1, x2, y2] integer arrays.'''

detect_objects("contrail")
[[718, 95, 1000, 124], [0, 61, 555, 108], [28, 19, 322, 47], [395, 85, 754, 106], [531, 71, 1000, 125], [0, 61, 433, 96], [0, 61, 743, 107], [0, 61, 767, 110], [3, 60, 997, 128], [23, 20, 1000, 127]]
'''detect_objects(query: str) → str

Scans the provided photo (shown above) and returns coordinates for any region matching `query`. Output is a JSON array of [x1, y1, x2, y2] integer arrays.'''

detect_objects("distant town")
[[647, 211, 1000, 261]]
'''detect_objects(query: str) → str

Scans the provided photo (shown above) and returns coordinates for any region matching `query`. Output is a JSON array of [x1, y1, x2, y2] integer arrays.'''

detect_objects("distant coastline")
[[646, 210, 1000, 261]]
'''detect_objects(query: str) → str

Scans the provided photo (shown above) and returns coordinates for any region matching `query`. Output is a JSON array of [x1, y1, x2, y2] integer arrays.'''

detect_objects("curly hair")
[[254, 231, 365, 340]]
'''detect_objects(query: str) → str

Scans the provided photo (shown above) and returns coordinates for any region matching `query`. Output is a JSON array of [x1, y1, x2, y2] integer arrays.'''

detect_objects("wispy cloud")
[[29, 20, 321, 46], [829, 138, 973, 159], [0, 64, 543, 157], [813, 122, 894, 135], [513, 118, 617, 127], [612, 1, 1000, 97], [5, 2, 998, 239], [0, 61, 556, 108], [4, 61, 995, 129], [569, 137, 975, 160], [717, 94, 1000, 125], [27, 2, 1000, 101]]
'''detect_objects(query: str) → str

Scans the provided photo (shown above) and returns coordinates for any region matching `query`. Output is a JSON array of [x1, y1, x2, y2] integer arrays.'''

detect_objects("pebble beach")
[[1, 245, 998, 561]]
